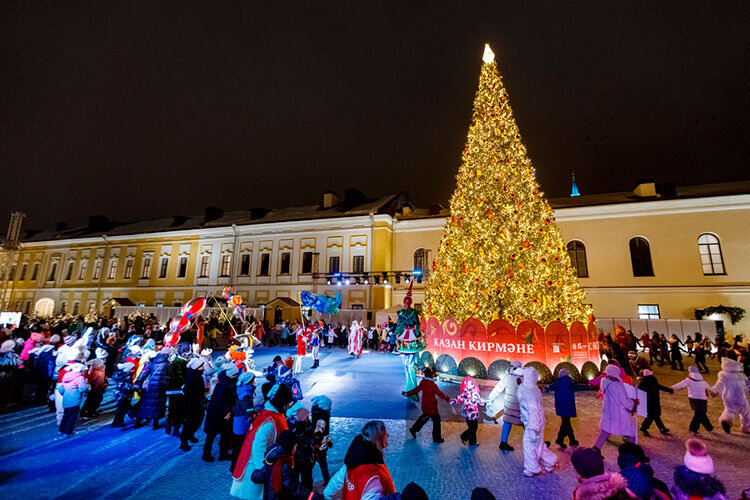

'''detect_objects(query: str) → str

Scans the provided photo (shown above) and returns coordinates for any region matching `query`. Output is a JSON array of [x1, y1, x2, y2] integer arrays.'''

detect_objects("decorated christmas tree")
[[426, 44, 591, 326]]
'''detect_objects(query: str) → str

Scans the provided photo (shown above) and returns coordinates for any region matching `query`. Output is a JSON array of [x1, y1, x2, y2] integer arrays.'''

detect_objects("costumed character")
[[518, 366, 558, 476], [712, 357, 750, 434], [394, 283, 425, 402], [294, 325, 307, 375], [348, 320, 364, 359], [487, 360, 524, 451]]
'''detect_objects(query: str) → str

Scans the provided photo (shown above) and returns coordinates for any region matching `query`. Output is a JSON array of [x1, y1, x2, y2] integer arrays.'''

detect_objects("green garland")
[[694, 304, 746, 325]]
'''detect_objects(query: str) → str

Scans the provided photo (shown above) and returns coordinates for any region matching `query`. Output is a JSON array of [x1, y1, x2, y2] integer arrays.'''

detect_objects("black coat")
[[251, 445, 322, 500], [638, 374, 673, 417], [135, 353, 170, 419], [290, 419, 315, 467], [183, 367, 207, 420], [204, 371, 237, 434]]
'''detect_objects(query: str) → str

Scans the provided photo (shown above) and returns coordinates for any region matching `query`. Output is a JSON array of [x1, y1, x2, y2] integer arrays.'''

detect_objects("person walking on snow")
[[671, 365, 716, 435], [487, 360, 524, 451], [518, 366, 557, 477], [594, 365, 639, 450], [712, 357, 750, 434], [403, 366, 450, 443], [451, 376, 487, 446], [637, 369, 673, 436], [544, 367, 583, 448]]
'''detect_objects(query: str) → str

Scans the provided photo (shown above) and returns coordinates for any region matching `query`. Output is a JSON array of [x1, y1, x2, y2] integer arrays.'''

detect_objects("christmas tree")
[[425, 44, 591, 326]]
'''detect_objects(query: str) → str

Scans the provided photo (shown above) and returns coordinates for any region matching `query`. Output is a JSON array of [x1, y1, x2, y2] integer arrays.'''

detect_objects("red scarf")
[[271, 455, 294, 494], [232, 409, 288, 481]]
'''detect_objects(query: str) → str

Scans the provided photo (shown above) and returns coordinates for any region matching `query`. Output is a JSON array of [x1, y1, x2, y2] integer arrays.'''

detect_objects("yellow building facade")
[[4, 183, 749, 336]]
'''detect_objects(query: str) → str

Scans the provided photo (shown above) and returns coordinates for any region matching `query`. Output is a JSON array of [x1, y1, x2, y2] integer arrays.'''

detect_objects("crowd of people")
[[1, 317, 750, 499]]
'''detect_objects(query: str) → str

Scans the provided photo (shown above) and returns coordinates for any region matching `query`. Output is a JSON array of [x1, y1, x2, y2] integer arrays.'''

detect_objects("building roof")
[[20, 192, 412, 243], [264, 297, 300, 307]]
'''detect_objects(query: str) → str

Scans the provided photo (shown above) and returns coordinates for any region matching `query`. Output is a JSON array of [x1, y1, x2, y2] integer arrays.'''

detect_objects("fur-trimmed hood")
[[575, 472, 627, 500]]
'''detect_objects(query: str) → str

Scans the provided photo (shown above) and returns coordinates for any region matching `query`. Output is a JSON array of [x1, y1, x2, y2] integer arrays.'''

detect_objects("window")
[[93, 260, 102, 280], [178, 256, 188, 278], [329, 256, 340, 274], [566, 240, 589, 278], [638, 304, 660, 319], [141, 257, 152, 278], [698, 233, 725, 275], [280, 253, 291, 275], [24, 300, 31, 314], [73, 301, 80, 315], [31, 263, 39, 281], [78, 261, 88, 280], [8, 265, 16, 281], [301, 252, 313, 274], [20, 263, 27, 281], [199, 255, 209, 277], [158, 257, 169, 278], [124, 259, 134, 279], [60, 302, 66, 315], [108, 260, 117, 280], [240, 254, 251, 276], [48, 262, 58, 281], [259, 253, 270, 276], [220, 255, 231, 277], [413, 248, 427, 272], [65, 262, 74, 281], [173, 302, 183, 308], [629, 237, 654, 277], [352, 255, 365, 274]]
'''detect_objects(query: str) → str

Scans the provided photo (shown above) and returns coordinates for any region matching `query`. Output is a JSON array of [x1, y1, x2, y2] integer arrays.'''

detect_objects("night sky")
[[2, 2, 749, 231]]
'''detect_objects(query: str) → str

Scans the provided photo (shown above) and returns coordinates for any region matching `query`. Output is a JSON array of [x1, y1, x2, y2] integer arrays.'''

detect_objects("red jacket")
[[406, 378, 448, 415]]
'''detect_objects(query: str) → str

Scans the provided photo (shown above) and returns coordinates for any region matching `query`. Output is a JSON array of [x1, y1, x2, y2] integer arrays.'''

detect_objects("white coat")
[[518, 367, 557, 475], [600, 373, 636, 437], [712, 358, 750, 432], [487, 364, 523, 425]]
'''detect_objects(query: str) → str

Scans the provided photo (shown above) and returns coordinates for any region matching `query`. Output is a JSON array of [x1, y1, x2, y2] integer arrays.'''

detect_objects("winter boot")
[[134, 419, 145, 429], [202, 452, 215, 462], [722, 421, 731, 434], [165, 423, 172, 435], [659, 427, 670, 435], [179, 442, 191, 451], [555, 438, 567, 449], [152, 419, 161, 430], [499, 442, 514, 451], [218, 452, 232, 461], [172, 426, 182, 437]]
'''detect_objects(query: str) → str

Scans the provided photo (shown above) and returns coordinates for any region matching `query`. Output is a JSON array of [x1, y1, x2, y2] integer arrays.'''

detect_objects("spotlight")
[[326, 279, 331, 285], [345, 279, 351, 285], [337, 280, 342, 287], [405, 275, 410, 284], [364, 278, 369, 284]]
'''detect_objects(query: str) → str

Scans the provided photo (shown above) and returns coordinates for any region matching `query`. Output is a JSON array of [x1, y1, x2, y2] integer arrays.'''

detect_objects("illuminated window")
[[92, 261, 102, 280], [199, 255, 209, 277], [141, 257, 152, 279], [220, 255, 231, 277], [108, 260, 117, 280], [158, 257, 169, 278], [638, 304, 660, 319], [413, 248, 427, 272], [78, 261, 88, 280], [566, 240, 589, 278], [124, 259, 134, 279], [698, 233, 725, 275], [629, 237, 654, 277]]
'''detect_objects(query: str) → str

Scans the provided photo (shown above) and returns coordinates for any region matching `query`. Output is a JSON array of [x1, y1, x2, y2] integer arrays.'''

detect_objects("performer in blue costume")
[[395, 283, 426, 402]]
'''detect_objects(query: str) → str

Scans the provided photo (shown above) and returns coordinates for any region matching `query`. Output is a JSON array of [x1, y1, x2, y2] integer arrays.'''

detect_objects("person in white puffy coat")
[[594, 364, 638, 449], [518, 366, 557, 477], [712, 358, 750, 434], [487, 360, 524, 451]]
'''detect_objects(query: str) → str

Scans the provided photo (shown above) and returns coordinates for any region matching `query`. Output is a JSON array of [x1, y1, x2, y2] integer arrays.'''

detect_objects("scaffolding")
[[0, 212, 25, 311]]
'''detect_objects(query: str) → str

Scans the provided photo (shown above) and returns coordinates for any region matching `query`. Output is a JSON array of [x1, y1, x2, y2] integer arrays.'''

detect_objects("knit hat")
[[238, 371, 255, 386], [187, 357, 206, 370], [688, 365, 700, 376], [684, 438, 714, 474], [30, 332, 44, 343], [510, 360, 522, 369], [401, 482, 429, 500], [618, 443, 649, 470], [95, 347, 109, 360], [283, 356, 294, 370], [64, 335, 76, 346], [223, 363, 239, 378], [88, 358, 105, 368], [276, 429, 297, 455], [117, 362, 135, 372], [295, 407, 310, 422], [571, 447, 605, 479], [470, 488, 496, 500], [621, 466, 653, 499], [628, 351, 637, 358], [49, 334, 60, 344], [558, 368, 569, 378], [642, 369, 653, 377], [269, 383, 293, 411], [311, 394, 332, 411], [606, 364, 621, 379], [272, 355, 282, 363], [0, 339, 15, 353]]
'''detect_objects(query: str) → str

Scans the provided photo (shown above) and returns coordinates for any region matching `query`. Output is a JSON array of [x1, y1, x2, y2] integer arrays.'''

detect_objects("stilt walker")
[[395, 283, 426, 403]]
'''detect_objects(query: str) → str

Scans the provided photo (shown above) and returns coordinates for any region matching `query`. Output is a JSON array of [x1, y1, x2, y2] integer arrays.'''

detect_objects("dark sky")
[[2, 1, 749, 231]]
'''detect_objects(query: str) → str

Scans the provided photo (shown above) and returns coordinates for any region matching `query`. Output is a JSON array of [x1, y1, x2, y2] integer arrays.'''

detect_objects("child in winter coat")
[[571, 447, 627, 500], [672, 365, 717, 435], [81, 359, 108, 418], [670, 438, 727, 500], [518, 367, 557, 477], [112, 362, 136, 427], [694, 343, 709, 373], [637, 369, 673, 436], [312, 419, 332, 485], [57, 365, 88, 435], [203, 362, 239, 462], [711, 357, 750, 434], [404, 366, 450, 443], [487, 360, 524, 451], [289, 406, 316, 489], [451, 376, 487, 446], [545, 368, 584, 448], [250, 429, 324, 500]]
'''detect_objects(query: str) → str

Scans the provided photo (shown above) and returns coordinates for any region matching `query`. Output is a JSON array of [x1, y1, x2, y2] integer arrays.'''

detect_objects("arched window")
[[413, 248, 427, 272], [698, 233, 725, 275], [34, 298, 55, 316], [566, 240, 589, 278], [629, 237, 654, 277]]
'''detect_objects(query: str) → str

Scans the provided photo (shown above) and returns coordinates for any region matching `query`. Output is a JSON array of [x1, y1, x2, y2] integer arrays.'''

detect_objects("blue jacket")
[[546, 375, 581, 418], [233, 383, 256, 435], [112, 369, 135, 403]]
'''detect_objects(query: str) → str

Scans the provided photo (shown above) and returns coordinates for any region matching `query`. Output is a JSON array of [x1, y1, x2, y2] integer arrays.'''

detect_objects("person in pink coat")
[[594, 365, 639, 450]]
